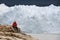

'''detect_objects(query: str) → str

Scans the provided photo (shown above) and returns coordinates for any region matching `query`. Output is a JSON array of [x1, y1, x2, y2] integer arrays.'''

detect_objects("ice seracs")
[[0, 4, 10, 15], [0, 4, 60, 33]]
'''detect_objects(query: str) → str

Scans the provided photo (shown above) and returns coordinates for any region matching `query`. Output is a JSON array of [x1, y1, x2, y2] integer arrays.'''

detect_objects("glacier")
[[0, 4, 60, 33]]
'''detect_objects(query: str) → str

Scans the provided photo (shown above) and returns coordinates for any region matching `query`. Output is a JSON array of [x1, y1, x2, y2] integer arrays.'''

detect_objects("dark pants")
[[13, 26, 20, 33], [13, 27, 18, 30]]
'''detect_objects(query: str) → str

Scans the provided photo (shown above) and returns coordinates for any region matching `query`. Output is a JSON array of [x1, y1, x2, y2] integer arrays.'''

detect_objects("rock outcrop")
[[0, 24, 20, 33], [0, 24, 34, 40]]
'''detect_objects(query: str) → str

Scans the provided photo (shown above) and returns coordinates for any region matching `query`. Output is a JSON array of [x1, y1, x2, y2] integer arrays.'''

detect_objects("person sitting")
[[12, 21, 20, 33]]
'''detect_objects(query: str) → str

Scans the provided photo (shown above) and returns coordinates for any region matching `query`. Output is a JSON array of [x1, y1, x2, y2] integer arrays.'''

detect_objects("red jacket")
[[12, 21, 17, 27]]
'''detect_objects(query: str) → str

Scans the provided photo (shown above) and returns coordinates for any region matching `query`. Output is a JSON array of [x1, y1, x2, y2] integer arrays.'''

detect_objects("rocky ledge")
[[0, 24, 34, 40]]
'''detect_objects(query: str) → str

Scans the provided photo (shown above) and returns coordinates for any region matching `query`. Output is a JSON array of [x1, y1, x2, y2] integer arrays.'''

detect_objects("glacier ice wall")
[[0, 4, 60, 33]]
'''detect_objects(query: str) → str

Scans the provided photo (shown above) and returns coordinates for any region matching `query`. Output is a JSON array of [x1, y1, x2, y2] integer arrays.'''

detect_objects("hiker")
[[12, 21, 20, 32]]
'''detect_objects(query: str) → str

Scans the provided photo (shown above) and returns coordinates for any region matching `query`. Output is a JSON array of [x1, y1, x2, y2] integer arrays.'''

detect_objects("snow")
[[0, 4, 60, 33]]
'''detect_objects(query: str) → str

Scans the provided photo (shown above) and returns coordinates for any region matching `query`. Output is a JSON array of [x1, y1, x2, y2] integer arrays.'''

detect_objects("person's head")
[[12, 21, 17, 27]]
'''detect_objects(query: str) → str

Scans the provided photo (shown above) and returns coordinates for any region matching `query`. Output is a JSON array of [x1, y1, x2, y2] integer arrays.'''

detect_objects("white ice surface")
[[0, 4, 60, 33]]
